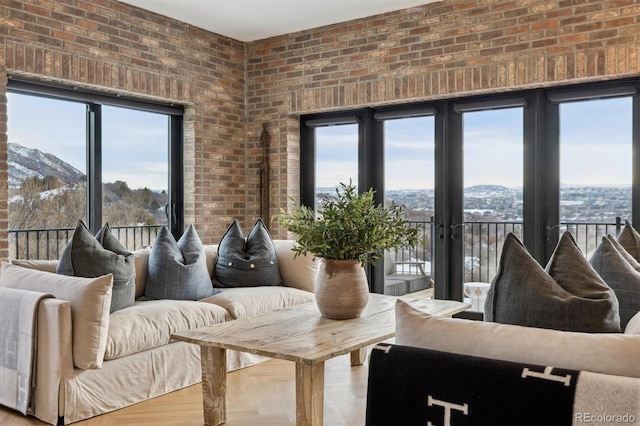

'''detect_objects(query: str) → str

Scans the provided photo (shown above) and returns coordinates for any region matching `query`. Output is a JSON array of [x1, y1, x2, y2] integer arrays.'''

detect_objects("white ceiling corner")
[[118, 0, 440, 42]]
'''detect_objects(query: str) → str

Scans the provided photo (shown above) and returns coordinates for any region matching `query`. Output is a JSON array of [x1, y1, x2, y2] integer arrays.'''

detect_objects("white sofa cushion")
[[132, 247, 151, 299], [273, 240, 317, 292], [0, 262, 113, 370], [13, 250, 153, 301], [396, 299, 640, 378], [105, 299, 231, 360], [10, 259, 58, 273], [626, 311, 640, 335], [200, 286, 315, 319]]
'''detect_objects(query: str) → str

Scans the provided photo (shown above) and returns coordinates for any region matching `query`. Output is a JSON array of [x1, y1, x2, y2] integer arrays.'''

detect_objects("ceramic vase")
[[314, 258, 369, 320]]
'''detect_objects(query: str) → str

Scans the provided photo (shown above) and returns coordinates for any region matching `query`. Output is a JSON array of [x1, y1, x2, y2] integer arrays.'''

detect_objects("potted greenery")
[[278, 181, 420, 319]]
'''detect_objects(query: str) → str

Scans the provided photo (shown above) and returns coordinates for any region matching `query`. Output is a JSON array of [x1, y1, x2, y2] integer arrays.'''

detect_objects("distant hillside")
[[465, 185, 510, 193], [8, 143, 168, 231], [8, 143, 85, 188]]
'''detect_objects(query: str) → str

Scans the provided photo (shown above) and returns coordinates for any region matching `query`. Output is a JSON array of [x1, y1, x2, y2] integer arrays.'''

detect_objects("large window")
[[102, 106, 169, 231], [461, 107, 523, 311], [7, 94, 87, 236], [559, 97, 633, 258], [7, 81, 183, 259], [300, 79, 640, 309], [383, 116, 435, 296], [314, 124, 359, 209]]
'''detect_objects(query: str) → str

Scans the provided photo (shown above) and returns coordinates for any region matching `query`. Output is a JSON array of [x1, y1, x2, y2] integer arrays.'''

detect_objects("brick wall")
[[246, 0, 640, 237], [0, 0, 246, 254], [1, 0, 640, 255]]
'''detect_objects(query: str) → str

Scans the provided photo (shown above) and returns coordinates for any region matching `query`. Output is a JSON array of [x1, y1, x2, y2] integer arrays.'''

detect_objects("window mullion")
[[87, 103, 102, 234], [169, 115, 184, 239], [633, 93, 640, 228]]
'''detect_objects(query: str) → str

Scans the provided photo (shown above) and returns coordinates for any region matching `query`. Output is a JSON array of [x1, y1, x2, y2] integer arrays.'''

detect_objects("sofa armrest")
[[396, 299, 640, 378], [34, 298, 73, 425]]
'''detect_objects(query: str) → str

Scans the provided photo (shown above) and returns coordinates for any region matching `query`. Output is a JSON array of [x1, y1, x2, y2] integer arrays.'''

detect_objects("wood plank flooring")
[[0, 352, 372, 426]]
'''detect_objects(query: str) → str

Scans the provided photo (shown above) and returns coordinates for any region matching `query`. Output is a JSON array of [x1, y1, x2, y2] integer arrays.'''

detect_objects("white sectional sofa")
[[3, 240, 317, 425]]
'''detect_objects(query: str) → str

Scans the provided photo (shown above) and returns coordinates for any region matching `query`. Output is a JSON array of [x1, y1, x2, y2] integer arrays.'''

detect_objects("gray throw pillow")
[[485, 232, 620, 333], [617, 220, 640, 262], [57, 220, 135, 313], [589, 235, 640, 329], [213, 219, 283, 288], [144, 224, 218, 300]]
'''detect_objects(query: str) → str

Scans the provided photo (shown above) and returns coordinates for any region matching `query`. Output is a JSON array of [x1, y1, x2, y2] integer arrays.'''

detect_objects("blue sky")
[[7, 93, 168, 191], [316, 97, 633, 190], [7, 93, 633, 192]]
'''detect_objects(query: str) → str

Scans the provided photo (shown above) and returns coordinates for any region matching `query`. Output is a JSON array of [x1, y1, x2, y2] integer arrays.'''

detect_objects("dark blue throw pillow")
[[213, 219, 283, 288]]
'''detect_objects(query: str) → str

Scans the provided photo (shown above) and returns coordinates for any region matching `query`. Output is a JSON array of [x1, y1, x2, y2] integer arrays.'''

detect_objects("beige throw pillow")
[[274, 240, 317, 292], [132, 246, 152, 299], [0, 262, 113, 369], [396, 299, 640, 378], [625, 312, 640, 335], [10, 259, 58, 273]]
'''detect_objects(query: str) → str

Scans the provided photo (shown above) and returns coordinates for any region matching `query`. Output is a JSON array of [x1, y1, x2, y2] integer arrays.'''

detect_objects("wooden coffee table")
[[171, 293, 470, 426]]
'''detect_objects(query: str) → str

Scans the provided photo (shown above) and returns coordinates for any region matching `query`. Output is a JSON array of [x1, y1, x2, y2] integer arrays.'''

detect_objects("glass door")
[[460, 107, 524, 312], [382, 116, 435, 296], [559, 97, 633, 257], [314, 124, 359, 210]]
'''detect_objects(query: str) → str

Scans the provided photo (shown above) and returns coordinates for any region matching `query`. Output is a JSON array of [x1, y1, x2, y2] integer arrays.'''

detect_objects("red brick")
[[1, 0, 639, 247]]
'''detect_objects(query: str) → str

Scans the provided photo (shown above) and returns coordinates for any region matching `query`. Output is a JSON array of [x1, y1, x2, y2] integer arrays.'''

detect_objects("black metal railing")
[[8, 224, 164, 260], [388, 220, 434, 276], [389, 217, 624, 284], [464, 217, 623, 283], [463, 221, 523, 283], [9, 218, 626, 281]]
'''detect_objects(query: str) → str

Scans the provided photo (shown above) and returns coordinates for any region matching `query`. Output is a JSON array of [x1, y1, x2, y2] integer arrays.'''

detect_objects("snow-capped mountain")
[[8, 143, 85, 188]]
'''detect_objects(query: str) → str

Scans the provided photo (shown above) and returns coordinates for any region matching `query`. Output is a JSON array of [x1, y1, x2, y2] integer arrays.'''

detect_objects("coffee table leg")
[[201, 346, 226, 425], [350, 347, 367, 366], [296, 361, 325, 426]]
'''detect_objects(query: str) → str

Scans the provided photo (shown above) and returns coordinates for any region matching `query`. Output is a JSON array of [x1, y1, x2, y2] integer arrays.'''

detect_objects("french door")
[[300, 78, 640, 308]]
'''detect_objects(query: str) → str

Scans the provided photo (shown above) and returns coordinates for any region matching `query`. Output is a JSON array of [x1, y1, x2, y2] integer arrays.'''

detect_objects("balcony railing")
[[9, 224, 164, 260], [9, 218, 625, 284], [389, 217, 624, 284]]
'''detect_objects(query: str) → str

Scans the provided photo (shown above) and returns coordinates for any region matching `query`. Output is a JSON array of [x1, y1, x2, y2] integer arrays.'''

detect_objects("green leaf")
[[277, 181, 421, 266]]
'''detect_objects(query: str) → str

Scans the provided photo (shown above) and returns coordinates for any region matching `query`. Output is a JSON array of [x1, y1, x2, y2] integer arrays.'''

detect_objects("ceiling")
[[119, 0, 440, 42]]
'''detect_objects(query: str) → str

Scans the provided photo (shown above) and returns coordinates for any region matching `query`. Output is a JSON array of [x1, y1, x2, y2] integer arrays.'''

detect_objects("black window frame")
[[7, 78, 185, 238], [300, 77, 640, 301]]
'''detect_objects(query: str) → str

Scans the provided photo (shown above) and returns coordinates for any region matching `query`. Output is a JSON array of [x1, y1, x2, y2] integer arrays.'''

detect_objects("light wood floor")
[[0, 352, 371, 426]]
